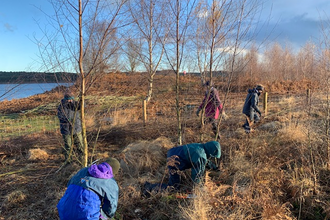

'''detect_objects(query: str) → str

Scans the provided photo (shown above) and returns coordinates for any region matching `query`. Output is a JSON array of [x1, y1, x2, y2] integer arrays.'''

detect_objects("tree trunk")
[[79, 0, 88, 167]]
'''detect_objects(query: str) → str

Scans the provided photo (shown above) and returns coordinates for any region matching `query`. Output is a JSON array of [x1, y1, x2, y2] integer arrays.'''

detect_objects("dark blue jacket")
[[167, 141, 221, 183], [57, 163, 119, 220], [242, 88, 261, 116], [57, 99, 82, 135]]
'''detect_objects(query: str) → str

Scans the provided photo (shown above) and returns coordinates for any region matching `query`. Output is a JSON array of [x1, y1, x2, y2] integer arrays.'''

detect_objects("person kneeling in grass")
[[57, 157, 120, 220], [144, 141, 221, 194]]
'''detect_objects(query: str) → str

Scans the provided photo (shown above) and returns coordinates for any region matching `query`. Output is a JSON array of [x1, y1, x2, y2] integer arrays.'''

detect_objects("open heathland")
[[0, 73, 329, 220]]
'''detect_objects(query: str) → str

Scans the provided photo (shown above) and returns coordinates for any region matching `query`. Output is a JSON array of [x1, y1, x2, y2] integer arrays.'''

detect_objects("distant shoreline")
[[0, 71, 78, 84], [0, 81, 73, 84]]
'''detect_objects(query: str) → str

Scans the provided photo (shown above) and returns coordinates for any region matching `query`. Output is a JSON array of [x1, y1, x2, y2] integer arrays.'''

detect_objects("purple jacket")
[[57, 162, 118, 220], [199, 87, 223, 119]]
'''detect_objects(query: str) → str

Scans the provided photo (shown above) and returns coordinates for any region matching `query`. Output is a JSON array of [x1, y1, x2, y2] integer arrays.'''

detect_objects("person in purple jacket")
[[57, 157, 120, 220], [196, 81, 224, 140]]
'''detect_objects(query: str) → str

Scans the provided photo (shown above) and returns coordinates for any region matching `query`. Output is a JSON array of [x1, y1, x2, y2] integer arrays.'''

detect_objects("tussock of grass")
[[27, 148, 49, 160], [120, 136, 173, 178], [2, 190, 27, 209], [180, 186, 212, 220], [278, 124, 308, 143]]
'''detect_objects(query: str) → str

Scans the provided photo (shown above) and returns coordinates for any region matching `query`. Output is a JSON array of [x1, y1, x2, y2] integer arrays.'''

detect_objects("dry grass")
[[120, 136, 173, 178], [1, 190, 27, 210], [277, 124, 309, 144], [1, 75, 330, 220], [26, 148, 49, 161]]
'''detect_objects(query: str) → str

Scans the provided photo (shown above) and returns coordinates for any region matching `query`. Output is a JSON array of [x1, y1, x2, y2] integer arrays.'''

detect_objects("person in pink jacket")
[[196, 81, 223, 140]]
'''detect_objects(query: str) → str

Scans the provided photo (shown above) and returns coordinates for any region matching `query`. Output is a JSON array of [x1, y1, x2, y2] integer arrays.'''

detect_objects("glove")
[[196, 108, 201, 116], [258, 112, 262, 117]]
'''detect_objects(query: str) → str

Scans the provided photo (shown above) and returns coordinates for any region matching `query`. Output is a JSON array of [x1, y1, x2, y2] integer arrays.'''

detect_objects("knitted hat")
[[64, 93, 74, 100], [255, 84, 264, 92], [105, 157, 120, 176]]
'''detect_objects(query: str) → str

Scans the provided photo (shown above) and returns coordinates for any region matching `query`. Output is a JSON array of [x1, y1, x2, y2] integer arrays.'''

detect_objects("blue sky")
[[0, 0, 53, 72], [0, 0, 330, 72]]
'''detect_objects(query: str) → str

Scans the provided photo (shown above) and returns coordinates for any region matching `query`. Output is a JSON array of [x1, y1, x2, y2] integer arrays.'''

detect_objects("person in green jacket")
[[144, 141, 221, 193], [166, 141, 221, 188]]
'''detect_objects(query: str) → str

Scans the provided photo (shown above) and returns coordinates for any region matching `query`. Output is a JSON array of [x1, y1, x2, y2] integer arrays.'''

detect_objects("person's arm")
[[73, 100, 81, 111], [213, 89, 224, 113], [67, 100, 81, 111], [206, 160, 219, 170], [197, 91, 209, 116], [251, 94, 261, 115], [191, 158, 207, 184], [101, 179, 119, 218], [57, 103, 69, 123], [213, 89, 221, 107]]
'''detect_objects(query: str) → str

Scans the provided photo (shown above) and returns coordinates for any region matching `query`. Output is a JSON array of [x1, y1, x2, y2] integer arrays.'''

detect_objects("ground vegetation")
[[0, 73, 329, 220]]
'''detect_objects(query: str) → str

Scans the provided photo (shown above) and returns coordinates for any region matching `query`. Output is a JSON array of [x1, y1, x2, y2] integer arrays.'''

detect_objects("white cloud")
[[4, 23, 15, 32]]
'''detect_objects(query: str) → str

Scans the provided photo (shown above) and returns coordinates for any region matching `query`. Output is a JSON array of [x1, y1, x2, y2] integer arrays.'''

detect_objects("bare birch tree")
[[38, 0, 128, 167], [162, 0, 198, 145], [128, 0, 168, 103], [318, 16, 330, 169]]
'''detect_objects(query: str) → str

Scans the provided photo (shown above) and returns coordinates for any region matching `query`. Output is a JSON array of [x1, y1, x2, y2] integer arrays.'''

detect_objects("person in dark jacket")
[[57, 157, 120, 220], [242, 85, 265, 132], [57, 93, 84, 162], [144, 141, 221, 193], [196, 81, 224, 140]]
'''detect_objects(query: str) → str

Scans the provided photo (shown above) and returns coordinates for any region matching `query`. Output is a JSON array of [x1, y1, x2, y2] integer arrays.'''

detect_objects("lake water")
[[0, 83, 72, 101]]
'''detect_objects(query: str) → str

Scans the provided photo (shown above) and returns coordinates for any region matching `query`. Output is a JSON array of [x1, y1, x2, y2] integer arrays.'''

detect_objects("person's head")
[[105, 157, 120, 176], [203, 141, 221, 159], [255, 84, 264, 93], [203, 81, 215, 93], [64, 93, 74, 102], [204, 81, 214, 87]]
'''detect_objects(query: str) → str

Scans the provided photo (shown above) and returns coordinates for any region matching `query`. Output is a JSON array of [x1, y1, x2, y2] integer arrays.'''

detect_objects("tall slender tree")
[[38, 0, 128, 167], [128, 0, 168, 102], [163, 0, 198, 144]]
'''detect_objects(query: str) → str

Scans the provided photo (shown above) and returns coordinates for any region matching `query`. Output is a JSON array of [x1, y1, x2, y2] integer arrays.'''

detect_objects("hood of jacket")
[[248, 88, 257, 93], [88, 162, 114, 179], [203, 141, 221, 159], [248, 88, 261, 96]]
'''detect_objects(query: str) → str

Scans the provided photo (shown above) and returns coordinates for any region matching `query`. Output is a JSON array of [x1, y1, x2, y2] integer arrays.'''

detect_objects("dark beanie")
[[64, 94, 74, 100]]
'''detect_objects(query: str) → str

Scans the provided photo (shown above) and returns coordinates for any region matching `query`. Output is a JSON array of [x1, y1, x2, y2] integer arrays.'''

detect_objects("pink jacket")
[[199, 87, 223, 119]]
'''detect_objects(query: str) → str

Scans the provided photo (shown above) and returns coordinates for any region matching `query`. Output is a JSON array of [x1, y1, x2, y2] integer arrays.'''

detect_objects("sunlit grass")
[[0, 115, 59, 139]]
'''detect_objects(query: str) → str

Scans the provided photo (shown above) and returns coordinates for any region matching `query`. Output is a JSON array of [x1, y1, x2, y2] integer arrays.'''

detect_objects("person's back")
[[196, 81, 223, 140], [57, 95, 82, 135], [242, 88, 257, 115], [167, 141, 221, 184], [57, 158, 120, 220], [242, 85, 264, 132], [167, 143, 207, 170], [57, 173, 102, 220]]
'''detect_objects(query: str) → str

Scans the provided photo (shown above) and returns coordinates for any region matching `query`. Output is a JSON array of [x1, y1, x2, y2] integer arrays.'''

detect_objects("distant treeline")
[[0, 71, 78, 84]]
